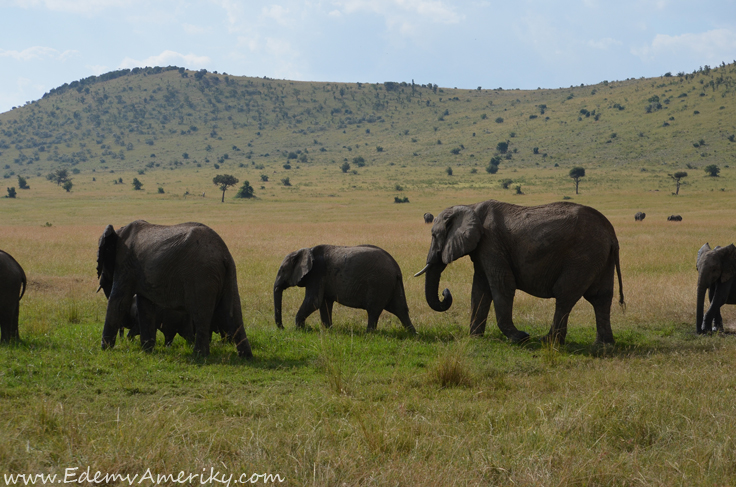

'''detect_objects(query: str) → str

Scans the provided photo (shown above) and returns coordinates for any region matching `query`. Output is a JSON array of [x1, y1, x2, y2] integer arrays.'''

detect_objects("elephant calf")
[[0, 250, 26, 342], [634, 212, 646, 221], [274, 245, 416, 333], [123, 297, 195, 346], [423, 212, 434, 224], [668, 215, 683, 221]]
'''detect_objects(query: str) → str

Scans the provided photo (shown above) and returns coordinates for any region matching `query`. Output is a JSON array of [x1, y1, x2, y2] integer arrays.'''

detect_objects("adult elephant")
[[0, 250, 26, 342], [96, 220, 252, 357], [696, 243, 736, 334], [273, 245, 416, 333], [415, 200, 624, 344]]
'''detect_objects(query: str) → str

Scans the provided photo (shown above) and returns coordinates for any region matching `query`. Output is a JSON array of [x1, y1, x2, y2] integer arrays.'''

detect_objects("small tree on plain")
[[62, 180, 73, 192], [569, 167, 585, 194], [704, 164, 720, 177], [17, 176, 29, 190], [212, 174, 239, 202], [132, 178, 143, 190], [669, 171, 688, 195], [341, 162, 350, 173], [47, 169, 70, 186], [6, 187, 16, 198], [446, 167, 453, 176]]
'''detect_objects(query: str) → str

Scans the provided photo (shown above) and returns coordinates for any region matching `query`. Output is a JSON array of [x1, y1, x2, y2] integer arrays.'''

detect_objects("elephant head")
[[415, 205, 482, 312], [273, 248, 313, 328], [696, 243, 736, 332], [96, 224, 117, 299]]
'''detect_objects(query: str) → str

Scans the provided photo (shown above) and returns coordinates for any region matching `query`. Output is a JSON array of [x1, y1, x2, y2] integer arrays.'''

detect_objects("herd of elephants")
[[0, 198, 733, 356]]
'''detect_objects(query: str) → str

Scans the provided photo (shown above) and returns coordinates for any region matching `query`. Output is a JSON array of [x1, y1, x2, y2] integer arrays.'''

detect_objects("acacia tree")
[[669, 171, 688, 195], [569, 167, 586, 194], [47, 169, 70, 186], [235, 180, 255, 199], [213, 174, 239, 202], [704, 164, 720, 177]]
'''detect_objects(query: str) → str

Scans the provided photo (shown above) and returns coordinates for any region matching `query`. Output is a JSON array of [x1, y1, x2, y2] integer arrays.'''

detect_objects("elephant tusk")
[[96, 285, 102, 293], [414, 264, 430, 277]]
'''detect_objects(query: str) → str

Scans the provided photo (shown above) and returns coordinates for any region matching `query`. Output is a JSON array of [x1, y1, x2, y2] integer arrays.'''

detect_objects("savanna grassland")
[[2, 65, 736, 485]]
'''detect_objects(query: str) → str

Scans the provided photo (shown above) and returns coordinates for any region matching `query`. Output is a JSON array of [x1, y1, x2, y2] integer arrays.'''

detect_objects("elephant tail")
[[614, 244, 625, 312], [19, 267, 26, 301]]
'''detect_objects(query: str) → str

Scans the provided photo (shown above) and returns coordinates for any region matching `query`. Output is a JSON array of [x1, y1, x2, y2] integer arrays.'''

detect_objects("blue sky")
[[1, 0, 735, 113]]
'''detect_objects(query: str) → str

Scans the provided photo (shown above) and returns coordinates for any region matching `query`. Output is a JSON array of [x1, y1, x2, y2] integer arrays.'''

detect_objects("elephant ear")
[[719, 244, 736, 283], [97, 224, 118, 279], [290, 248, 314, 286], [696, 242, 711, 271], [441, 206, 482, 265]]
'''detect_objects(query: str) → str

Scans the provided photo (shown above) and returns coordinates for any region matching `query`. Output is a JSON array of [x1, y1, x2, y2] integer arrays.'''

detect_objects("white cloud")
[[118, 50, 210, 69], [632, 28, 736, 63], [0, 46, 78, 61], [588, 37, 622, 50], [261, 4, 292, 26]]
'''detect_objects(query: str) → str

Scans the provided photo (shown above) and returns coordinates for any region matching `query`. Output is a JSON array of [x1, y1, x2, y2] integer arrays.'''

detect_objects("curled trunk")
[[274, 287, 285, 329], [424, 263, 453, 312]]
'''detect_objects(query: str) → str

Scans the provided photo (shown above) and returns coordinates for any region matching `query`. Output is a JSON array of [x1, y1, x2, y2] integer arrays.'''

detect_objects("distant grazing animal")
[[423, 212, 434, 224], [0, 250, 26, 342], [416, 200, 624, 345], [634, 212, 646, 221], [668, 215, 683, 221], [274, 245, 416, 333]]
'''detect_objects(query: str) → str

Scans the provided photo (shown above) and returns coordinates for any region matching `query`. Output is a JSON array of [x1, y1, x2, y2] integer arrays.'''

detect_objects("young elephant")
[[124, 297, 195, 346], [0, 250, 26, 342], [696, 243, 736, 333], [273, 245, 416, 333]]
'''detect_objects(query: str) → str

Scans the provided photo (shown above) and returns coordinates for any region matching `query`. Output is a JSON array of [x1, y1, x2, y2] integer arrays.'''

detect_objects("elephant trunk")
[[424, 262, 453, 312], [274, 286, 285, 329], [696, 277, 708, 334]]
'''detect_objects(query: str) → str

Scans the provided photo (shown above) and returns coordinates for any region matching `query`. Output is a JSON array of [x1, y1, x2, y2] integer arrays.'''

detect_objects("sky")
[[1, 0, 735, 114]]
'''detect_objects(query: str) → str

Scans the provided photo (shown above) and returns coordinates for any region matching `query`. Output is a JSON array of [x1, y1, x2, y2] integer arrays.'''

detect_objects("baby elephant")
[[0, 250, 26, 342], [634, 211, 646, 221], [124, 297, 194, 346], [423, 212, 434, 224], [273, 245, 416, 333], [668, 215, 683, 221]]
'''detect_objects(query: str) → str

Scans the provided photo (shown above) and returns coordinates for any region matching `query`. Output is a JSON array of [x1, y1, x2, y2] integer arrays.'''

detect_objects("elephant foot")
[[510, 331, 531, 344], [141, 339, 155, 352]]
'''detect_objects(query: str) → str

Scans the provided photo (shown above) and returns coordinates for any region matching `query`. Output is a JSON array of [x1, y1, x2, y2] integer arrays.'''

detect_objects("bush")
[[450, 148, 461, 155], [376, 146, 384, 152], [17, 175, 29, 189], [394, 196, 409, 203], [341, 162, 350, 173], [157, 187, 164, 194], [704, 165, 720, 177], [446, 167, 453, 176], [497, 141, 508, 153], [500, 179, 513, 189], [486, 163, 499, 174], [6, 187, 16, 198], [283, 164, 291, 170], [495, 117, 504, 123], [352, 156, 365, 167], [235, 180, 255, 198], [281, 177, 291, 186], [132, 178, 143, 190], [260, 174, 269, 182]]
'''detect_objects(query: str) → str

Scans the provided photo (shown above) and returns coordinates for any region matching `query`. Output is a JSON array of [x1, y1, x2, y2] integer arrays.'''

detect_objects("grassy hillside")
[[1, 64, 736, 199]]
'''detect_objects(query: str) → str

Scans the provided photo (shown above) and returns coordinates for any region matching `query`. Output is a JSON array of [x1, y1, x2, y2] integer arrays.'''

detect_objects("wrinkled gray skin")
[[417, 200, 624, 345], [97, 220, 252, 357], [0, 250, 26, 342], [274, 245, 416, 333], [125, 298, 195, 346], [634, 212, 646, 221], [423, 212, 434, 224], [696, 243, 736, 334]]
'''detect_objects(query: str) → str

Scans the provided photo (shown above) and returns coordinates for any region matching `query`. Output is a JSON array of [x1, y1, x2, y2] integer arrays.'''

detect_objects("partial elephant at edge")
[[0, 250, 26, 343]]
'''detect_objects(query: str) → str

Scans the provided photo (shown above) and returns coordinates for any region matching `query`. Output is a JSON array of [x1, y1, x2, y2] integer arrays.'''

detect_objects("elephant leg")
[[492, 291, 529, 343], [319, 299, 333, 328], [366, 307, 382, 332], [0, 305, 18, 342], [585, 292, 615, 344], [295, 289, 321, 328], [708, 286, 725, 332], [135, 295, 158, 352], [385, 299, 416, 334], [543, 299, 576, 345], [705, 280, 734, 333], [470, 266, 492, 336]]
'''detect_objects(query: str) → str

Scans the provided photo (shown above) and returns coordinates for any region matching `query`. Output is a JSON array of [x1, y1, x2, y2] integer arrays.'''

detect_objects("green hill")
[[1, 64, 736, 195]]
